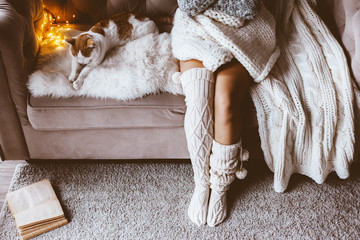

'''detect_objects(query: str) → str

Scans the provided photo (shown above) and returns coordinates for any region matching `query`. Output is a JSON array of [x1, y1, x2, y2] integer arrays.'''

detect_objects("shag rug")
[[0, 161, 359, 240], [28, 26, 182, 101]]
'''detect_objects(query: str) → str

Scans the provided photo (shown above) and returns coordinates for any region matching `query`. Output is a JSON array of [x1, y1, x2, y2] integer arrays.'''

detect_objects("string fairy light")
[[37, 8, 76, 48]]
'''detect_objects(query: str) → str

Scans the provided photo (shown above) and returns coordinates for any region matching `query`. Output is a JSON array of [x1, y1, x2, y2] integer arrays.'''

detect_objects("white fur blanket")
[[28, 28, 182, 100]]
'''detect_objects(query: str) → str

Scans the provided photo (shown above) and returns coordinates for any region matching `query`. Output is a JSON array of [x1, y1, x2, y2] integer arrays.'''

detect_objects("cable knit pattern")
[[207, 140, 248, 227], [209, 140, 248, 192], [251, 0, 360, 192], [181, 68, 215, 226], [171, 4, 280, 81]]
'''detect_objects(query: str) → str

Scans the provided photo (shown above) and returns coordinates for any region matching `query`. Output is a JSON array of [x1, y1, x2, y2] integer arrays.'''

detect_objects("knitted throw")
[[251, 0, 360, 192]]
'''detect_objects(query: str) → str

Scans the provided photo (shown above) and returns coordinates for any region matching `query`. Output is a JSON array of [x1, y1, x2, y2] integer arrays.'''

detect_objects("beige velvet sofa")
[[0, 0, 355, 161]]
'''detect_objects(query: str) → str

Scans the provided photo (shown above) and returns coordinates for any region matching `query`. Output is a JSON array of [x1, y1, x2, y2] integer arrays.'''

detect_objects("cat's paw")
[[72, 80, 83, 90], [69, 75, 77, 83]]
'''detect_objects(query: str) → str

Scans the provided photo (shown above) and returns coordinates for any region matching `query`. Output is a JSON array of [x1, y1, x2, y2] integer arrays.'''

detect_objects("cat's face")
[[65, 34, 97, 65]]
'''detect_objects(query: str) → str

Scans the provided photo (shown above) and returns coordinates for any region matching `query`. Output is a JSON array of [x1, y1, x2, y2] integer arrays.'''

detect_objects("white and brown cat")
[[65, 12, 158, 90]]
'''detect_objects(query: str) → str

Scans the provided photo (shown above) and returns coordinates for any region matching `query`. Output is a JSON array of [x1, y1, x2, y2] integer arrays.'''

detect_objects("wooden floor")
[[0, 160, 26, 206]]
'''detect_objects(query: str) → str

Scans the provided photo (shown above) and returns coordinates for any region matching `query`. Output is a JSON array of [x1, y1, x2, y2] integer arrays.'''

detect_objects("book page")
[[14, 199, 65, 228], [6, 179, 58, 215]]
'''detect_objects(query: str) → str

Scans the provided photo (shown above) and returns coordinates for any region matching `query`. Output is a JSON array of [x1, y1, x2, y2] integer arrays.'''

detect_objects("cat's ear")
[[87, 38, 96, 48], [65, 37, 76, 46]]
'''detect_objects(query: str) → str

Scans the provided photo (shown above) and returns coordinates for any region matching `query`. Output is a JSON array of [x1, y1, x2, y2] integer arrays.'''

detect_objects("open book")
[[6, 179, 68, 240]]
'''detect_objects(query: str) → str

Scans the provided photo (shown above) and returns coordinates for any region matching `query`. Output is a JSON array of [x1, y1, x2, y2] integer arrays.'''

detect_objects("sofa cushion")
[[27, 93, 186, 130]]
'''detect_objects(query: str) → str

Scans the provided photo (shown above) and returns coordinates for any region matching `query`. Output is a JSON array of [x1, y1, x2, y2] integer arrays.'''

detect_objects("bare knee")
[[214, 93, 242, 126], [214, 61, 250, 126]]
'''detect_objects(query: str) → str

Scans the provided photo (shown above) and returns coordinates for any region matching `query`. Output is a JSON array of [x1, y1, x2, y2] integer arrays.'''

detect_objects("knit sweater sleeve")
[[177, 0, 217, 16]]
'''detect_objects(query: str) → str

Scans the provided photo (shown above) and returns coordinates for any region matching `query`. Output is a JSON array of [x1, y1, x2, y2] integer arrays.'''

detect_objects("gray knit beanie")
[[177, 0, 262, 19]]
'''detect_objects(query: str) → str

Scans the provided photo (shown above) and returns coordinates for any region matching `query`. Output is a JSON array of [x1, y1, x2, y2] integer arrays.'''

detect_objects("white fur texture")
[[28, 30, 182, 100]]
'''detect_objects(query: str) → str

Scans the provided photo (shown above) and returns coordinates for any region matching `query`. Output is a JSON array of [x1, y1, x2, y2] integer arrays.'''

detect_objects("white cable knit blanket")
[[252, 0, 360, 192]]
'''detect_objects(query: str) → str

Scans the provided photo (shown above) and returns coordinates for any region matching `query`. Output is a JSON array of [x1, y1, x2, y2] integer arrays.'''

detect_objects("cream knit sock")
[[207, 139, 248, 227], [181, 68, 215, 226]]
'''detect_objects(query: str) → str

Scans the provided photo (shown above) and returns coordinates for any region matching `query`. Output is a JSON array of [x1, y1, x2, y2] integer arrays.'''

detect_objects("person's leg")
[[180, 60, 215, 226], [207, 60, 250, 227], [214, 60, 249, 144]]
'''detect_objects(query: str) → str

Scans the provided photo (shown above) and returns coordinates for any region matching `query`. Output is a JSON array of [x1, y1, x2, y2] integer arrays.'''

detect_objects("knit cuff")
[[202, 48, 234, 72], [210, 140, 241, 172], [180, 68, 215, 98], [209, 139, 249, 190], [209, 140, 242, 191]]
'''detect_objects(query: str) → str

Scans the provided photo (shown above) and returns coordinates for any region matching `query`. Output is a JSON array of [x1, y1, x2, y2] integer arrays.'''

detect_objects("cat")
[[65, 12, 158, 90]]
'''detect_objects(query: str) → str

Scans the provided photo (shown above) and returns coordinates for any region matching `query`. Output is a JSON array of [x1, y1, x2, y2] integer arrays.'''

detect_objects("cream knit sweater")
[[172, 0, 360, 192], [171, 4, 280, 82]]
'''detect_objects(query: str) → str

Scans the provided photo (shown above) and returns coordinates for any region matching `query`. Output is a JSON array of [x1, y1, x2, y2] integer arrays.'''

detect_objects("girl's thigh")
[[180, 59, 205, 72]]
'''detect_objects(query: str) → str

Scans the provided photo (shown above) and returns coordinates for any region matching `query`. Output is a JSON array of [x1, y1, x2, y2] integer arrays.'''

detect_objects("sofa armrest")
[[0, 0, 43, 160]]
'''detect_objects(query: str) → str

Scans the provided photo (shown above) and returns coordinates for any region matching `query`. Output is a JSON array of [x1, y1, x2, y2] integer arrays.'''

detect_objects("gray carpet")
[[0, 160, 359, 240]]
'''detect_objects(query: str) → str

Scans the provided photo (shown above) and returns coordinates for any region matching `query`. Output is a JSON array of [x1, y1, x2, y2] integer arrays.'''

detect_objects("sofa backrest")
[[43, 0, 178, 24]]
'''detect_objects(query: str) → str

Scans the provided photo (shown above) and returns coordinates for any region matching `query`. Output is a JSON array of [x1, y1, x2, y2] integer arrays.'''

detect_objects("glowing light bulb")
[[37, 9, 71, 48]]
